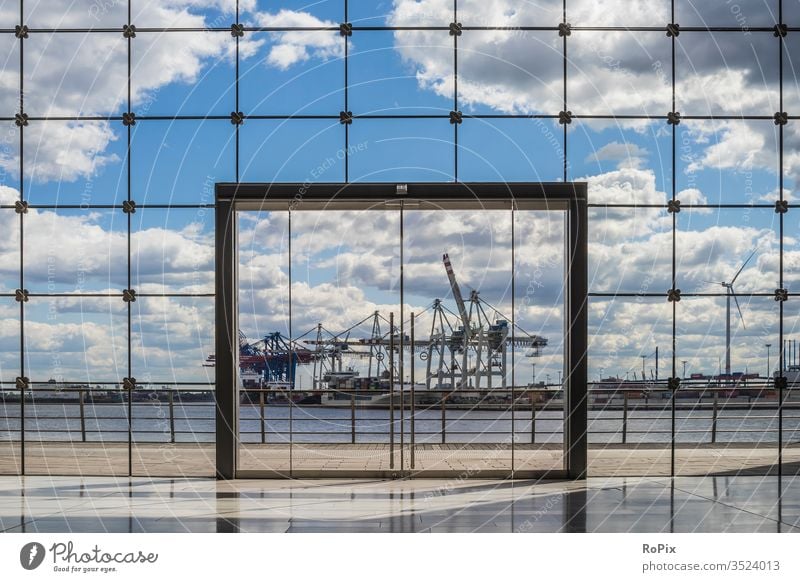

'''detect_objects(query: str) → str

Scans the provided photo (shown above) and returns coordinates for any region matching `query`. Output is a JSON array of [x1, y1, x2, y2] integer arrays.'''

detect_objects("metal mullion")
[[26, 293, 123, 298], [463, 114, 559, 119], [399, 203, 404, 472], [235, 3, 240, 184], [134, 115, 231, 121], [18, 0, 25, 477], [562, 0, 568, 183], [590, 292, 777, 298], [453, 0, 458, 182], [126, 0, 133, 478], [778, 0, 786, 500], [670, 0, 677, 479], [288, 207, 293, 476], [345, 0, 350, 183], [136, 204, 216, 209], [136, 293, 215, 298], [354, 114, 449, 119], [511, 205, 515, 476], [588, 203, 776, 209]]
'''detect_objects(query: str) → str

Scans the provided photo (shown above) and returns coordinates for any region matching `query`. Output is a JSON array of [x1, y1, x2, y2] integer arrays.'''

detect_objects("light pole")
[[640, 355, 646, 381], [557, 370, 562, 386], [766, 343, 772, 382], [531, 362, 536, 386]]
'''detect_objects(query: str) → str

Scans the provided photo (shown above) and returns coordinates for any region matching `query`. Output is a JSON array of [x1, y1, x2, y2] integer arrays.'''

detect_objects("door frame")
[[215, 182, 588, 480]]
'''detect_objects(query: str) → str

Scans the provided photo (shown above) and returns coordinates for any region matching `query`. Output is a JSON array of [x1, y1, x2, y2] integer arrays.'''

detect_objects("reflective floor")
[[1, 476, 799, 533]]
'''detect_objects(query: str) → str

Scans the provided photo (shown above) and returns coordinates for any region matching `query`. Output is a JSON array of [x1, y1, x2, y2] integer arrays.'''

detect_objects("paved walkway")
[[2, 442, 799, 477]]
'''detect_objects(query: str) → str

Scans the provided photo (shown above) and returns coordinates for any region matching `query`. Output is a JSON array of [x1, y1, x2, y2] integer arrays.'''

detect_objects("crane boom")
[[442, 253, 471, 333]]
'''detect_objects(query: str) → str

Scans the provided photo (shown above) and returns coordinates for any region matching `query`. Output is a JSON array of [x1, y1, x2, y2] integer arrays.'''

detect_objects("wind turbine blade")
[[731, 289, 746, 329], [702, 280, 724, 286], [731, 247, 757, 285]]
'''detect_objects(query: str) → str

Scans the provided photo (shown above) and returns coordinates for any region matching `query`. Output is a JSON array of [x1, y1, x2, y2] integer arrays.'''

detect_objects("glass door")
[[228, 194, 572, 478]]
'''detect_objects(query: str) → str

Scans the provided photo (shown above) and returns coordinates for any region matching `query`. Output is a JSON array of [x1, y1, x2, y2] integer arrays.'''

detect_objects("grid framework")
[[0, 0, 797, 479]]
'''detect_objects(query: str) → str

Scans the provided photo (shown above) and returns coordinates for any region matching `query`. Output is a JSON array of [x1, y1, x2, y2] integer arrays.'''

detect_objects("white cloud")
[[254, 9, 343, 70], [585, 141, 650, 169]]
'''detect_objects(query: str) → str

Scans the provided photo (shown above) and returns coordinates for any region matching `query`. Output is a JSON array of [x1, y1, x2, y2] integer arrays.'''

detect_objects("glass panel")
[[676, 32, 779, 116], [130, 296, 214, 384], [678, 207, 779, 296], [0, 296, 20, 474], [458, 1, 562, 26], [240, 31, 343, 116], [0, 296, 18, 383], [131, 32, 237, 117], [0, 1, 17, 29], [255, 0, 343, 22], [676, 0, 778, 27], [569, 121, 672, 186], [458, 118, 563, 182], [23, 208, 126, 293], [131, 208, 215, 295], [675, 297, 779, 478], [23, 33, 127, 116], [26, 0, 127, 27], [783, 33, 800, 117], [781, 302, 800, 527], [378, 0, 451, 26], [588, 207, 672, 295], [131, 292, 215, 476], [289, 207, 401, 473], [0, 33, 18, 104], [131, 382, 215, 477], [0, 121, 20, 195], [237, 209, 291, 473], [458, 30, 559, 116], [23, 120, 127, 205], [404, 208, 514, 474], [349, 119, 453, 182], [568, 31, 672, 117], [514, 209, 565, 473], [0, 208, 19, 292], [569, 0, 670, 27], [349, 31, 452, 116], [239, 119, 344, 183], [788, 0, 800, 25], [22, 297, 128, 476], [133, 2, 236, 27], [588, 297, 673, 477], [23, 297, 127, 384], [676, 120, 779, 206], [131, 120, 234, 204]]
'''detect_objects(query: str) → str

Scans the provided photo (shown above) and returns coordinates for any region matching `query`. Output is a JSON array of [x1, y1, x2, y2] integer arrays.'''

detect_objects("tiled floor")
[[1, 475, 798, 532]]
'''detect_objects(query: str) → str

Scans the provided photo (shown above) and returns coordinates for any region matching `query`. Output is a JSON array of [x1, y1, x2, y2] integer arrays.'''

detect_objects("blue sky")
[[0, 0, 799, 384]]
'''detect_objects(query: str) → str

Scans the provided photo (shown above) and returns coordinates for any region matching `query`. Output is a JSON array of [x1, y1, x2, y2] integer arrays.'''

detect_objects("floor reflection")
[[0, 476, 797, 533]]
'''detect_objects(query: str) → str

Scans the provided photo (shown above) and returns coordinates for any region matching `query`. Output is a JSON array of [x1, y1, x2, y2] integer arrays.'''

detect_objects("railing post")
[[622, 391, 628, 445], [79, 387, 86, 443], [259, 389, 266, 444], [441, 392, 446, 444], [711, 392, 718, 444], [168, 389, 175, 444], [531, 395, 536, 444], [351, 393, 356, 444]]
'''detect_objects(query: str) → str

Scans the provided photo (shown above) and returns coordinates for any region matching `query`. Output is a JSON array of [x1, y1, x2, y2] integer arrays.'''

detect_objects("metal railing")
[[1, 381, 799, 446]]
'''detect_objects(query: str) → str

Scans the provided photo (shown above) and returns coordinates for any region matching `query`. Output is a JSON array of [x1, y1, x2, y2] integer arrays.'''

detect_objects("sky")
[[1, 0, 800, 384]]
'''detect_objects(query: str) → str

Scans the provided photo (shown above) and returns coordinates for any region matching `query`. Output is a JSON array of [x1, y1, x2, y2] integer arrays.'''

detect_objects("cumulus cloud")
[[254, 10, 343, 70], [585, 141, 650, 169]]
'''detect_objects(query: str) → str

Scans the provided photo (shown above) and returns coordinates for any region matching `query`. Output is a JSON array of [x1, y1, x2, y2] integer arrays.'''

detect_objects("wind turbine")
[[706, 248, 757, 377]]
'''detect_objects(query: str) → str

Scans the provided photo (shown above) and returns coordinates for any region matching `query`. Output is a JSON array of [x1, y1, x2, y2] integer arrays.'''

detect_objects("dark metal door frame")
[[215, 182, 588, 480]]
